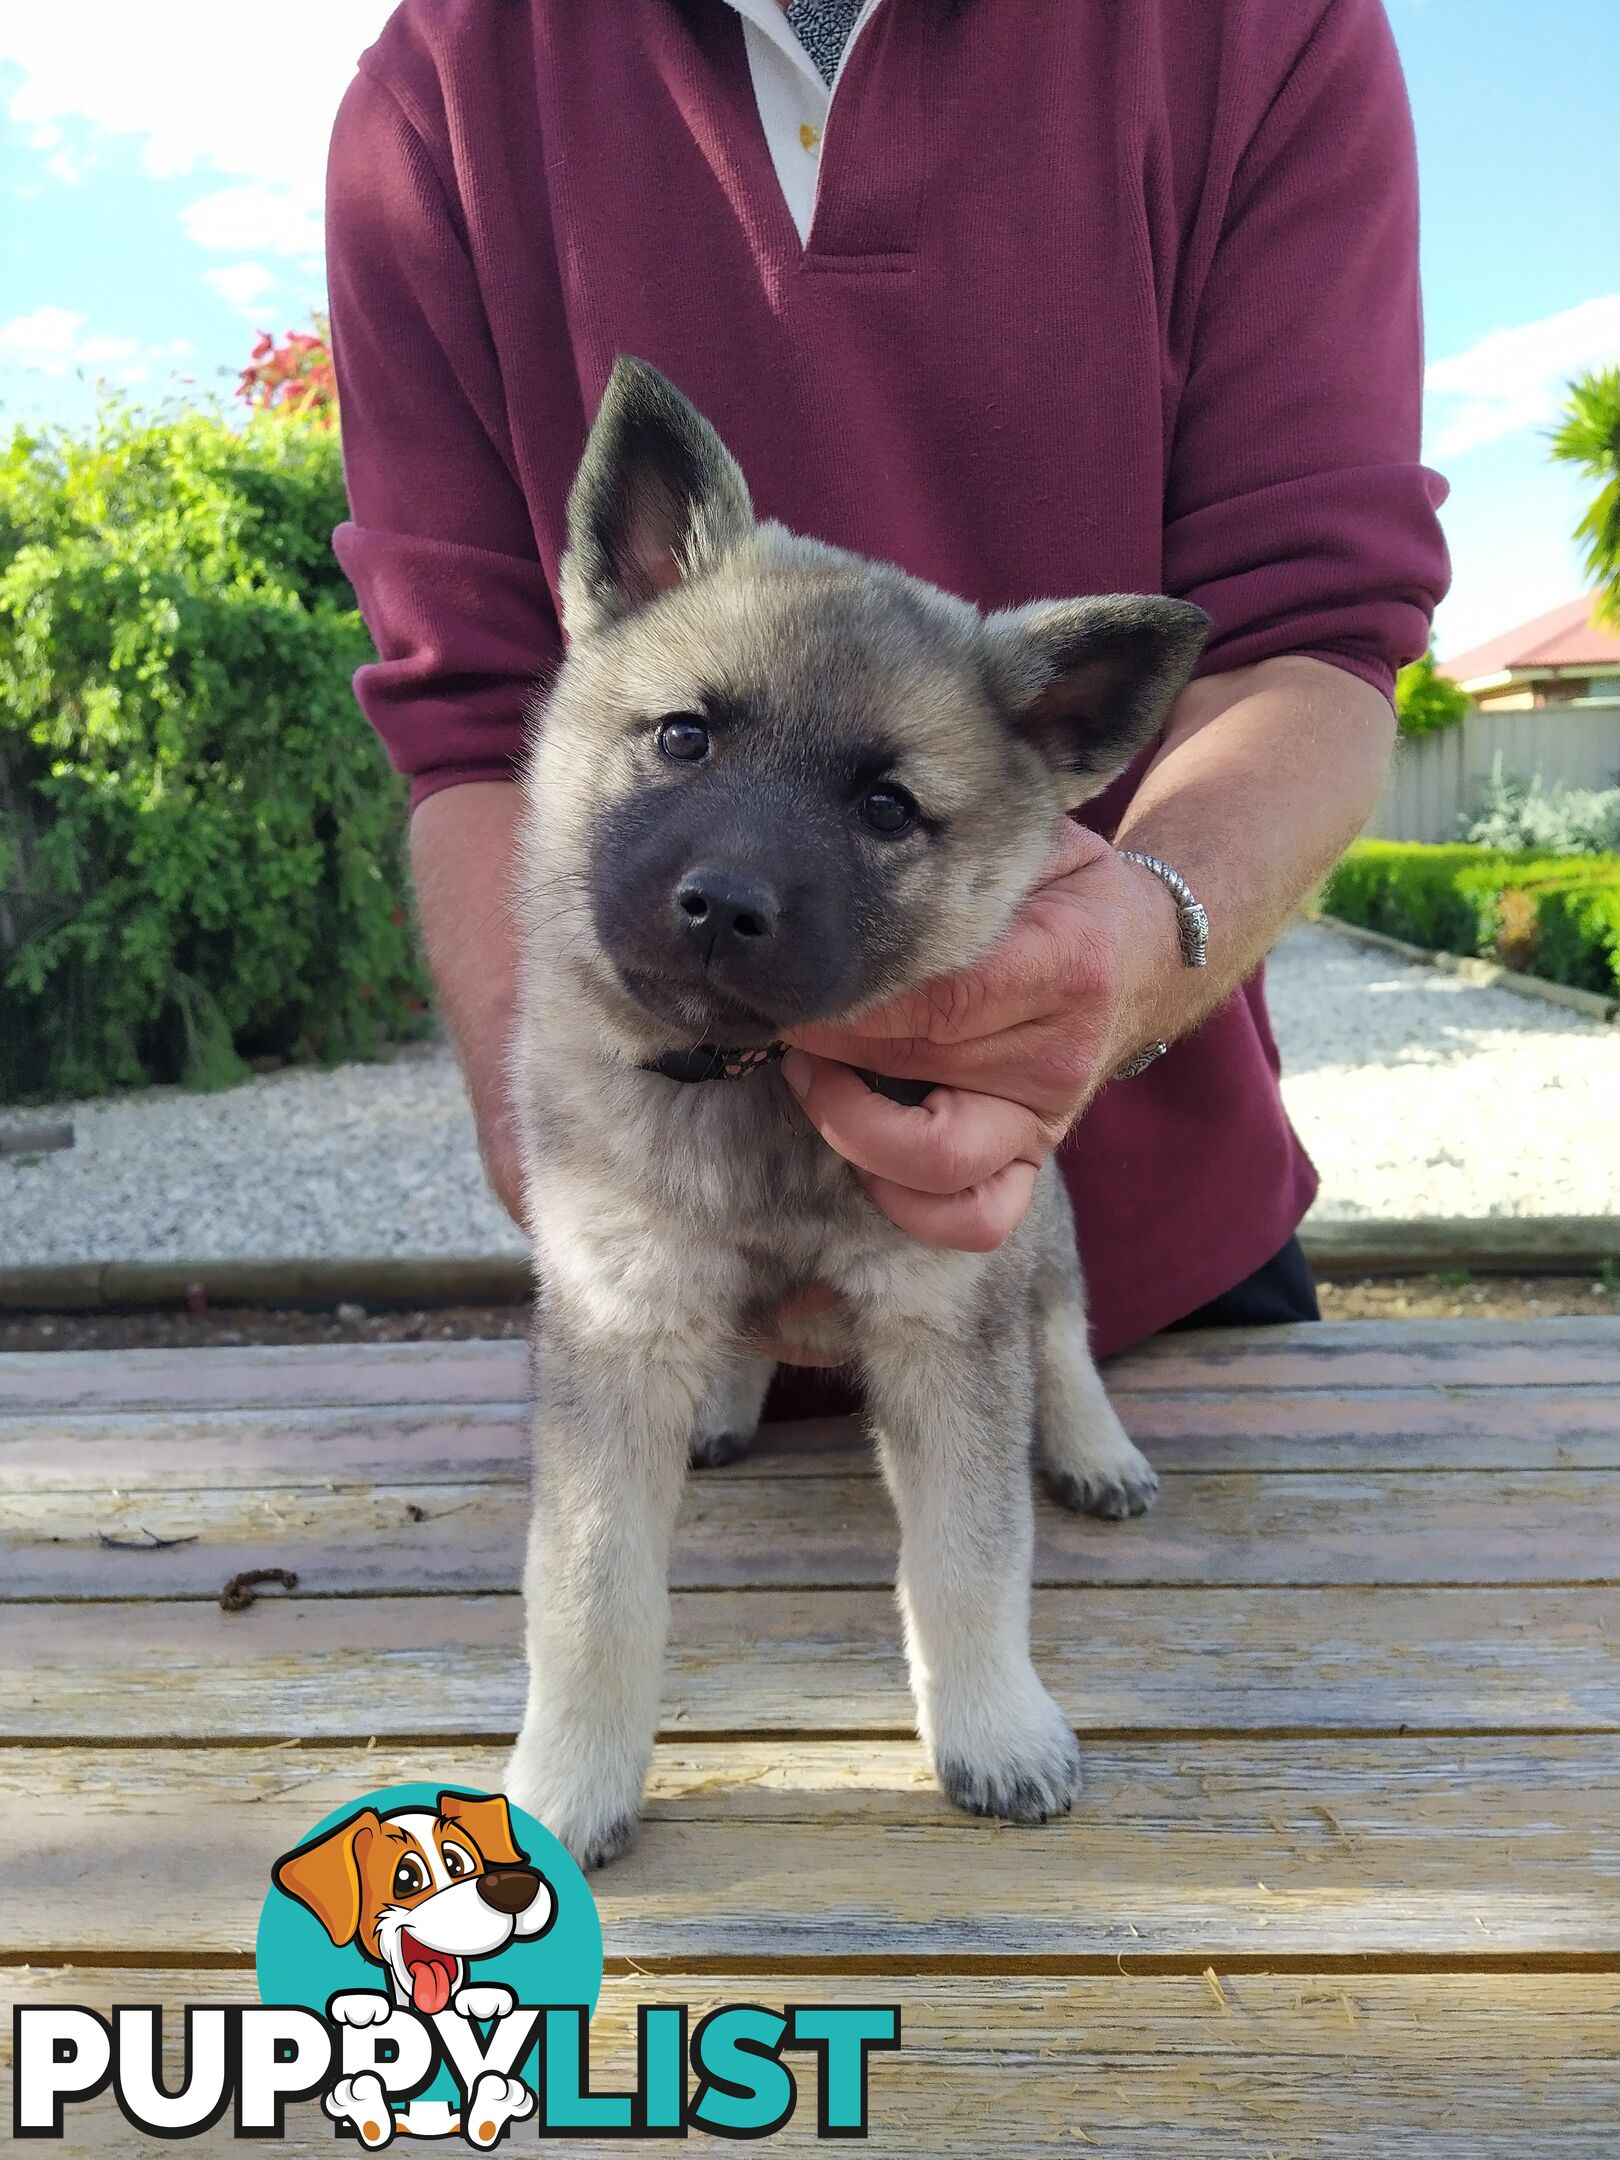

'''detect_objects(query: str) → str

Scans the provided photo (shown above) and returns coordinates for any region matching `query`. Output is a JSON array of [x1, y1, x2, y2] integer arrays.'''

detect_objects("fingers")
[[784, 829, 1119, 1060], [782, 1052, 1046, 1195], [861, 1157, 1040, 1252], [1035, 814, 1111, 884], [786, 919, 1060, 1053]]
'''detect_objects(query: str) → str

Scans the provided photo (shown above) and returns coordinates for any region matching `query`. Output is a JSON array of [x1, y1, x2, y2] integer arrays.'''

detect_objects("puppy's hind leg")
[[863, 1320, 1082, 1825], [689, 1354, 774, 1469], [1035, 1296, 1158, 1520], [508, 1325, 722, 1870], [1031, 1201, 1157, 1520]]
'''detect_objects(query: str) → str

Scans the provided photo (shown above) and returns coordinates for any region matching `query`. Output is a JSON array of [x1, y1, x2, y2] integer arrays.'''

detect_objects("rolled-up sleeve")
[[1162, 0, 1451, 700], [325, 65, 561, 807]]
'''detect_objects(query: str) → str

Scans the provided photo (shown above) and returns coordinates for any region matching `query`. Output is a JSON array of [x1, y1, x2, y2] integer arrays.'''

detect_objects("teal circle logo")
[[256, 1784, 600, 2137]]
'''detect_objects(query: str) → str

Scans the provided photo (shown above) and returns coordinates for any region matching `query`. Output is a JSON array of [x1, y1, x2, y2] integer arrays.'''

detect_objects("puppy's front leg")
[[507, 1326, 716, 1869], [862, 1326, 1081, 1824]]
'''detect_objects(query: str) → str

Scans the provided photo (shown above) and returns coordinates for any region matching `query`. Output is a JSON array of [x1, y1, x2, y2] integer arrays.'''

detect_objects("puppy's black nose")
[[476, 1866, 542, 1914], [674, 868, 779, 945]]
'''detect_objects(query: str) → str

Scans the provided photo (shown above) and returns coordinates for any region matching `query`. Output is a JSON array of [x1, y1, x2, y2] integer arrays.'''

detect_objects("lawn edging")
[[1309, 914, 1620, 1024], [2, 1224, 1619, 1312]]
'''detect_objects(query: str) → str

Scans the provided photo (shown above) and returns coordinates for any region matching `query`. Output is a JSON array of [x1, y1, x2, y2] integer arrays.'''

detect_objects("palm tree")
[[1549, 366, 1620, 628]]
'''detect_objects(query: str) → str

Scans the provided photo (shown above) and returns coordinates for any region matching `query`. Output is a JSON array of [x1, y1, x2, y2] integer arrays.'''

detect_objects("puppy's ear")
[[437, 1790, 528, 1870], [562, 356, 754, 640], [983, 596, 1209, 807], [271, 1809, 380, 1947]]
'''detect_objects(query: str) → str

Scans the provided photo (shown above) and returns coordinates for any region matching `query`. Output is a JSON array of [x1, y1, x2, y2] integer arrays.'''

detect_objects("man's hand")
[[776, 656, 1397, 1257], [778, 822, 1184, 1252]]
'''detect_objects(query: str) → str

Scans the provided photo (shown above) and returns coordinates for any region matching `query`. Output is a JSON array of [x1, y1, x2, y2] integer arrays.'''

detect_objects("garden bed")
[[1322, 840, 1620, 998]]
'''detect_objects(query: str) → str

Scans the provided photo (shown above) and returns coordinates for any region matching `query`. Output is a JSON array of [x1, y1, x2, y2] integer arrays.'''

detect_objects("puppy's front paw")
[[324, 2073, 394, 2148], [464, 2071, 536, 2148], [933, 1681, 1082, 1825], [1041, 1429, 1159, 1520], [329, 1991, 393, 2028], [506, 1738, 642, 1873], [688, 1426, 754, 1470], [453, 1984, 517, 2023], [562, 1807, 640, 1872]]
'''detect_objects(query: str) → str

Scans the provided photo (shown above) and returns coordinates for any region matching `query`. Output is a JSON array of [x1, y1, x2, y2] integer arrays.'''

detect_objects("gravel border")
[[1311, 914, 1619, 1024], [3, 923, 1617, 1270]]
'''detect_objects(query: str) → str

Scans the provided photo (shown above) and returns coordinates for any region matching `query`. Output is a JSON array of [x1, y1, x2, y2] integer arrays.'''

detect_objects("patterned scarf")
[[784, 0, 866, 85]]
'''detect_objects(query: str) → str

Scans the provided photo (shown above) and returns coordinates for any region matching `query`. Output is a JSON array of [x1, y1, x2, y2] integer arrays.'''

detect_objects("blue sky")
[[2, 1, 1616, 658]]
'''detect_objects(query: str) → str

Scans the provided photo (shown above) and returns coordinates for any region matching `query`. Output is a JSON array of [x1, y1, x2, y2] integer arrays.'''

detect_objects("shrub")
[[1321, 841, 1620, 998], [1462, 761, 1620, 854], [1394, 646, 1470, 738], [237, 318, 338, 428], [1534, 879, 1620, 996], [0, 401, 427, 1103]]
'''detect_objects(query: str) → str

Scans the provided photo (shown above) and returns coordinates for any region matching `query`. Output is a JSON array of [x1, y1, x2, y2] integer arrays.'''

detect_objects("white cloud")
[[203, 261, 277, 314], [183, 186, 323, 259], [0, 4, 394, 281], [0, 307, 189, 386], [75, 333, 139, 364], [1425, 294, 1620, 460], [0, 305, 88, 366]]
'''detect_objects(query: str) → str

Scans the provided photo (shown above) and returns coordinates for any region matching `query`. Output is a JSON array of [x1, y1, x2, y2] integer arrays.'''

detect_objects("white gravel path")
[[2, 922, 1616, 1265], [1266, 923, 1620, 1221]]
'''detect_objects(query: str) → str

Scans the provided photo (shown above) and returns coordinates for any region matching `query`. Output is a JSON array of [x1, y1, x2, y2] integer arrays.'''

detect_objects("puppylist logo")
[[12, 1783, 900, 2144]]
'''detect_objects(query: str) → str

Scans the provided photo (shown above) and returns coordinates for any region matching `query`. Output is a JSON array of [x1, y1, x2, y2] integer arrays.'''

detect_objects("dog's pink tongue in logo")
[[401, 1934, 456, 2015]]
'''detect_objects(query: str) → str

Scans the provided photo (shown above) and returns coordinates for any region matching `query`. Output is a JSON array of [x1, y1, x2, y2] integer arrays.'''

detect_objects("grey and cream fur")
[[506, 359, 1208, 1868]]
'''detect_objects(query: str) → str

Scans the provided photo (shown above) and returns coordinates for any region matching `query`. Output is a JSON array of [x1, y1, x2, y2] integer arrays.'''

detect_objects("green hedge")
[[0, 404, 428, 1103], [1322, 841, 1620, 999]]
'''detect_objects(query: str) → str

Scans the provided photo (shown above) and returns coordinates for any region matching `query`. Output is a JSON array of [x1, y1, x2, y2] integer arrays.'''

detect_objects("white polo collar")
[[721, 0, 888, 243]]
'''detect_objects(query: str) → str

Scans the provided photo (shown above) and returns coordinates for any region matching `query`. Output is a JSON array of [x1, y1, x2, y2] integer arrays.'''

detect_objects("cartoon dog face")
[[272, 1791, 556, 2015]]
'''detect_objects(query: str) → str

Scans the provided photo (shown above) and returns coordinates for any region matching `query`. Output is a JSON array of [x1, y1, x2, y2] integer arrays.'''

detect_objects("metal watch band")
[[1116, 850, 1209, 968]]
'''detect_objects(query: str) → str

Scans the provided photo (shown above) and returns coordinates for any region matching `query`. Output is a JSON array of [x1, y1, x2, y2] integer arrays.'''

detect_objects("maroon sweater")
[[326, 0, 1448, 1354]]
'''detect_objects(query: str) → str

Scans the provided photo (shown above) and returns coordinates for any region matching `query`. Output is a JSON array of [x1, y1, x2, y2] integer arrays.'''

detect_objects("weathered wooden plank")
[[0, 1338, 530, 1414], [3, 1318, 1616, 1415], [9, 1738, 1617, 1961], [6, 1387, 1620, 1492], [4, 1586, 1614, 1741], [9, 1967, 1617, 2159], [1108, 1318, 1620, 1391], [7, 1465, 1617, 1598]]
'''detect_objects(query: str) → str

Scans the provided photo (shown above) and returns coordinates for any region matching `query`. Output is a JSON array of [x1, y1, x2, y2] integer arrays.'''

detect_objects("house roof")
[[1440, 596, 1620, 683]]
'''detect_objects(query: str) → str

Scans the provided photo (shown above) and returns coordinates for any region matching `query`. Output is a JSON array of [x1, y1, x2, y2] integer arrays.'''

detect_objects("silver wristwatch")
[[1111, 851, 1209, 1079]]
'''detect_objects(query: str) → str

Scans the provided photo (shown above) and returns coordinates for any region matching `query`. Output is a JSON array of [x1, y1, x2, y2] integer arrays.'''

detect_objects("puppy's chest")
[[539, 1069, 872, 1271], [639, 1074, 864, 1249]]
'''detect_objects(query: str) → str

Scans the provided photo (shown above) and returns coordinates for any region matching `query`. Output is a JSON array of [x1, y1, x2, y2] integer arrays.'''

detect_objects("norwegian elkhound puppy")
[[506, 359, 1207, 1868]]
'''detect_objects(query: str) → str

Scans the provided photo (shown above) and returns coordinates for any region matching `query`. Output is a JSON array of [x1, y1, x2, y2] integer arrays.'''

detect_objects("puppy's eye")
[[859, 784, 919, 836], [441, 1843, 475, 1880], [657, 715, 710, 763], [392, 1856, 428, 1899]]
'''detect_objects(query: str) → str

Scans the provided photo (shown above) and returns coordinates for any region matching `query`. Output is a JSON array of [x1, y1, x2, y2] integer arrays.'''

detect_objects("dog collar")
[[641, 1043, 933, 1107], [642, 1042, 786, 1083]]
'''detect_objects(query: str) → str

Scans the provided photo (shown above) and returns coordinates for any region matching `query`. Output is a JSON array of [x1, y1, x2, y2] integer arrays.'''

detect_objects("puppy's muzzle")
[[675, 866, 780, 955], [476, 1866, 544, 1915]]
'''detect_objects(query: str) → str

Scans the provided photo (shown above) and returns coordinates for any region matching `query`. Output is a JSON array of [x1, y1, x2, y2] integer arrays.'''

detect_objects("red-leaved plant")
[[236, 315, 338, 426]]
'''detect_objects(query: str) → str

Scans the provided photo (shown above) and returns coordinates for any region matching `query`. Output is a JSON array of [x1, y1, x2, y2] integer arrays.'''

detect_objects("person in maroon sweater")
[[325, 0, 1449, 1364]]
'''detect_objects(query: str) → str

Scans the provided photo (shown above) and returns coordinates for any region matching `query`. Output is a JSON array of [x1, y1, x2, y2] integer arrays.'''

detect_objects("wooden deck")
[[3, 1318, 1618, 2152]]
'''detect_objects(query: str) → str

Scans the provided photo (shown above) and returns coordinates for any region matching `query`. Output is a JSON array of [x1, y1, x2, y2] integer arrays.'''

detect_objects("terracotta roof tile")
[[1440, 596, 1620, 682]]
